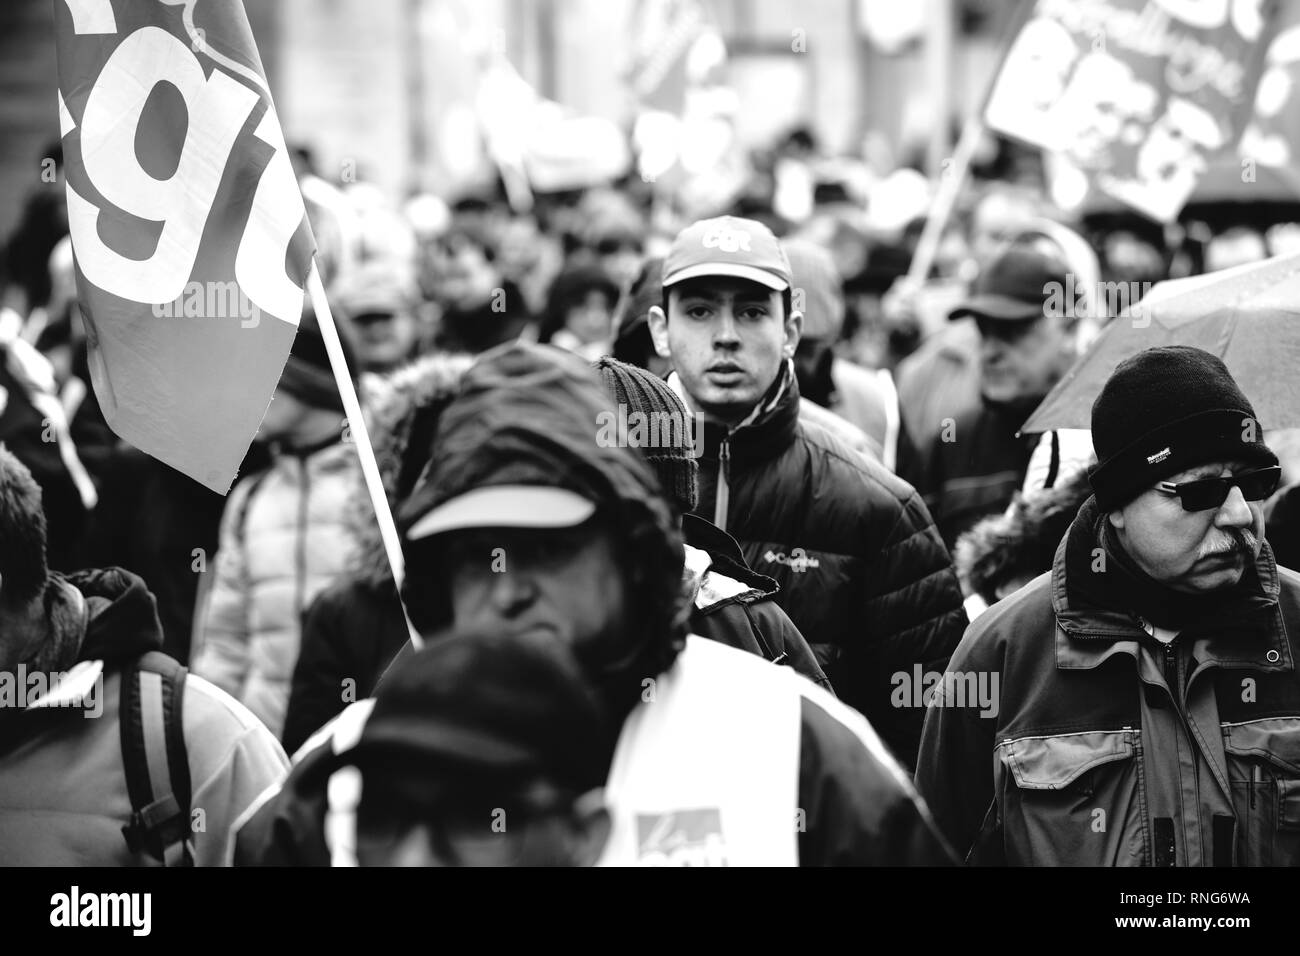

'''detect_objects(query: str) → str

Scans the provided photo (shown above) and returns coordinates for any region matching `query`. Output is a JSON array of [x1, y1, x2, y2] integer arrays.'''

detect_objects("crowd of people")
[[5, 125, 1300, 866]]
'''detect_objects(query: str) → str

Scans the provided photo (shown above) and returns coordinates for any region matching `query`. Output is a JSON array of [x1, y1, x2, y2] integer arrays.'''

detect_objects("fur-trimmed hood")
[[347, 355, 475, 590]]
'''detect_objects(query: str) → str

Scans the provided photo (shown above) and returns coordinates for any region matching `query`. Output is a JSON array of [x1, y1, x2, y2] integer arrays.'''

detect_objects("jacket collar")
[[667, 360, 801, 465], [1051, 496, 1289, 674]]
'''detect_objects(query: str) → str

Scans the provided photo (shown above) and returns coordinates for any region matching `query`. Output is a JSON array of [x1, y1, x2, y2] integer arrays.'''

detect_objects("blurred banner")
[[986, 0, 1279, 221], [54, 0, 312, 493]]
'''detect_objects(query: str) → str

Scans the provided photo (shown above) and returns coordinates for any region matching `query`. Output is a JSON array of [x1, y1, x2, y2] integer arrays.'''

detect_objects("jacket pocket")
[[1222, 716, 1300, 865], [995, 728, 1146, 866]]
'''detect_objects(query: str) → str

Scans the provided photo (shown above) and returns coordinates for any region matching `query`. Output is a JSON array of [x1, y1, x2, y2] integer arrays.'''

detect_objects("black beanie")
[[1089, 346, 1278, 512], [592, 356, 699, 514]]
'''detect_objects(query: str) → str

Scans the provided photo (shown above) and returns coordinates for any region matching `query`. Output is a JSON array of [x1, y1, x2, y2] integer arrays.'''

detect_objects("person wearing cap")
[[191, 317, 368, 740], [647, 215, 966, 770], [593, 356, 829, 691], [917, 346, 1300, 866], [312, 629, 613, 866], [236, 342, 954, 866], [615, 249, 879, 460], [912, 243, 1078, 549], [331, 257, 424, 375]]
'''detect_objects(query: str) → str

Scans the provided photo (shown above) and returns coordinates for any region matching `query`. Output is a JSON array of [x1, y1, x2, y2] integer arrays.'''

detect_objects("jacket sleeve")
[[190, 479, 255, 698], [797, 693, 955, 865], [914, 621, 1000, 863], [282, 586, 352, 755], [853, 487, 967, 771], [745, 600, 834, 694], [181, 674, 290, 867]]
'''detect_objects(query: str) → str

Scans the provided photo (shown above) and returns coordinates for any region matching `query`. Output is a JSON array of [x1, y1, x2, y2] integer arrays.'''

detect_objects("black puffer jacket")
[[677, 364, 967, 768], [683, 514, 830, 692]]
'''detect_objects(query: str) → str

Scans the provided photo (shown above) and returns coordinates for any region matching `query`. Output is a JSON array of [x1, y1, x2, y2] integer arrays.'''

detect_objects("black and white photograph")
[[1, 0, 1297, 935]]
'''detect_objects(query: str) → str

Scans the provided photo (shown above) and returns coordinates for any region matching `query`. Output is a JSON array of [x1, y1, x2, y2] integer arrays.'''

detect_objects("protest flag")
[[54, 0, 311, 495]]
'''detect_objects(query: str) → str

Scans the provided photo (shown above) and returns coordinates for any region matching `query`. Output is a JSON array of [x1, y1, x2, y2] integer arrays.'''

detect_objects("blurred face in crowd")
[[441, 519, 631, 673], [596, 237, 644, 293], [975, 312, 1072, 406], [497, 218, 542, 285], [356, 777, 609, 867], [648, 277, 801, 426], [564, 290, 615, 346], [434, 234, 500, 311], [971, 191, 1037, 265], [1108, 459, 1267, 593], [348, 307, 420, 373]]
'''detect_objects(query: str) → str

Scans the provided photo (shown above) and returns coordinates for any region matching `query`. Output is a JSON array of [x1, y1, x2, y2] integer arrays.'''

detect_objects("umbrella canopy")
[[1022, 251, 1300, 434]]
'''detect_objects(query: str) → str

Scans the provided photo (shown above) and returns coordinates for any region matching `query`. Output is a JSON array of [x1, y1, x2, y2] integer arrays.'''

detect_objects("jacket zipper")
[[714, 438, 731, 532]]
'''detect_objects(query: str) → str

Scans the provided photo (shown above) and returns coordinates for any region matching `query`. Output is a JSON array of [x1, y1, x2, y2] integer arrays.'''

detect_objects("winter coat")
[[0, 568, 288, 865], [672, 364, 967, 769], [191, 438, 362, 739], [236, 342, 953, 865], [234, 636, 953, 867], [918, 495, 1300, 866], [682, 513, 830, 692], [912, 400, 1041, 550]]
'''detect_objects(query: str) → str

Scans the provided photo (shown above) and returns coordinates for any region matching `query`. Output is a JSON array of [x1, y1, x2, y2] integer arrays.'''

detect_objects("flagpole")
[[906, 112, 983, 285], [306, 259, 424, 648]]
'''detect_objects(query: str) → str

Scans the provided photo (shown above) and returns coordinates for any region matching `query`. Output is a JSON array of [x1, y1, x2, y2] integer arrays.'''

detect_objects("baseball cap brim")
[[405, 485, 597, 542], [663, 262, 790, 291], [949, 294, 1044, 323]]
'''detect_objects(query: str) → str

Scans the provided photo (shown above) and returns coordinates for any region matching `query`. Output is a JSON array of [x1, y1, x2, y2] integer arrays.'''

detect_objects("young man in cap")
[[192, 318, 366, 740], [918, 346, 1300, 866], [593, 355, 829, 690], [911, 244, 1077, 549], [647, 215, 966, 769], [236, 342, 953, 866]]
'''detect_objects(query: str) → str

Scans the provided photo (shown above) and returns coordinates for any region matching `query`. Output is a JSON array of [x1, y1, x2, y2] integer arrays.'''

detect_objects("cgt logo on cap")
[[702, 226, 752, 254]]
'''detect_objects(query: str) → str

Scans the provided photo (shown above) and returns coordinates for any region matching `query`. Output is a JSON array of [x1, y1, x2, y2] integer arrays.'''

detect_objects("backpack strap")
[[120, 650, 193, 866]]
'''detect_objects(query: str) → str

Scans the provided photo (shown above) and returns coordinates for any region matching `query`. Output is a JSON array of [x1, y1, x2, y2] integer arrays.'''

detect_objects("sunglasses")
[[1154, 465, 1281, 512]]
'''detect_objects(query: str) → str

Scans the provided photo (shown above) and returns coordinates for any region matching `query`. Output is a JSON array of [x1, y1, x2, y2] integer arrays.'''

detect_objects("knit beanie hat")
[[592, 356, 699, 514], [1089, 346, 1278, 512]]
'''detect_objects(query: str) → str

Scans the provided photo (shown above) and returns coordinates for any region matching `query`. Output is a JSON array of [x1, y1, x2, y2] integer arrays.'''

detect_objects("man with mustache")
[[647, 216, 966, 769], [918, 346, 1300, 866]]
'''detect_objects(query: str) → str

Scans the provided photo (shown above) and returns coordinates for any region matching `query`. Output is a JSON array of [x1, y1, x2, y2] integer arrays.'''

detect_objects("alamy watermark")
[[0, 663, 103, 718], [595, 403, 705, 459], [152, 280, 261, 328], [890, 664, 999, 718], [1043, 275, 1154, 326]]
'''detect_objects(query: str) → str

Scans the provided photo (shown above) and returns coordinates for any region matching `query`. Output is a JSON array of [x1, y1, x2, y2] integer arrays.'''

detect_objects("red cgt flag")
[[54, 0, 314, 493]]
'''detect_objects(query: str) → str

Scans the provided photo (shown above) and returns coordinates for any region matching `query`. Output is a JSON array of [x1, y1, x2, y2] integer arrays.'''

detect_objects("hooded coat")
[[236, 343, 951, 866], [674, 362, 967, 769], [0, 568, 287, 865], [918, 495, 1300, 866]]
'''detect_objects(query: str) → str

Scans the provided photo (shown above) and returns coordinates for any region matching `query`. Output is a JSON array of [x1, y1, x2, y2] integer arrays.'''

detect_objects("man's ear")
[[648, 305, 672, 359], [783, 309, 803, 359], [1107, 507, 1125, 532], [571, 787, 612, 867]]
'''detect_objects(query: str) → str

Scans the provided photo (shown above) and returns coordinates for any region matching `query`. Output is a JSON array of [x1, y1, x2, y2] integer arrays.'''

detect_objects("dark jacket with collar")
[[682, 514, 830, 692], [681, 366, 967, 769], [917, 495, 1300, 866]]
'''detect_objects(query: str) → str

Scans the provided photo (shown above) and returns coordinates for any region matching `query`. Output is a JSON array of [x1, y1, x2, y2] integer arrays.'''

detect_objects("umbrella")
[[1022, 251, 1300, 434]]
